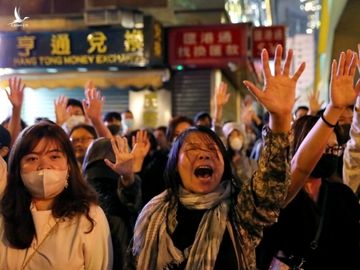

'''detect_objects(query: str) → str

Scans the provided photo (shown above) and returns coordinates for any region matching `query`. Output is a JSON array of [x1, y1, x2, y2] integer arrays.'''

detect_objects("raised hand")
[[83, 85, 105, 122], [6, 77, 25, 109], [243, 45, 305, 132], [329, 49, 360, 109], [131, 129, 150, 173], [54, 95, 70, 125], [215, 82, 230, 108], [104, 136, 135, 187], [307, 90, 324, 116]]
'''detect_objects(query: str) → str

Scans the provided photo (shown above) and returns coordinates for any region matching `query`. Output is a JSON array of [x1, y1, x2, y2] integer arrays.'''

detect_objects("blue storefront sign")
[[0, 18, 163, 68]]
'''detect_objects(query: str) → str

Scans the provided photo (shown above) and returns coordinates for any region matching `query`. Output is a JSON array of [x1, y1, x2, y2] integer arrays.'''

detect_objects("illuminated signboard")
[[0, 18, 163, 68], [252, 25, 286, 58], [168, 23, 251, 68]]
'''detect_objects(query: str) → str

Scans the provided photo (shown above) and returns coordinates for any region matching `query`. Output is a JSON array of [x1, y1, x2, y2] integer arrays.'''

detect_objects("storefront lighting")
[[46, 68, 58, 73], [0, 68, 15, 76], [108, 66, 119, 71]]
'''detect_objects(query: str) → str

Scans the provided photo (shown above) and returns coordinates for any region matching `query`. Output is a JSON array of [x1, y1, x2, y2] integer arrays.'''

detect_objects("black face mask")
[[337, 124, 351, 145], [107, 124, 122, 135], [310, 154, 338, 179]]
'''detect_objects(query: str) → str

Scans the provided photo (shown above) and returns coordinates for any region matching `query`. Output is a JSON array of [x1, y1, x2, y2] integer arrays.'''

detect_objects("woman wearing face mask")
[[257, 115, 360, 270], [0, 121, 112, 269], [222, 122, 257, 181]]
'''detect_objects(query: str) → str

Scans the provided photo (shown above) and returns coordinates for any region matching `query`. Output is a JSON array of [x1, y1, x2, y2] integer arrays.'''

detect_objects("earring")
[[64, 173, 69, 188]]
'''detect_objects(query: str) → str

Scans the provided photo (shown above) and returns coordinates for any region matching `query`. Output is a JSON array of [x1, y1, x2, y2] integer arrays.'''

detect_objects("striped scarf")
[[133, 180, 232, 270]]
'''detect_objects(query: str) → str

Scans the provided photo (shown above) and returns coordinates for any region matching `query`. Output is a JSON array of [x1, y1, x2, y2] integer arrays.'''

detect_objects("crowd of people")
[[0, 44, 359, 270]]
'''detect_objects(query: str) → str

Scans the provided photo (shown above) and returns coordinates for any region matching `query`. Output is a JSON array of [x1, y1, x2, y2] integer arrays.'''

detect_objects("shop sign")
[[0, 18, 163, 68], [252, 25, 286, 58], [168, 23, 251, 68]]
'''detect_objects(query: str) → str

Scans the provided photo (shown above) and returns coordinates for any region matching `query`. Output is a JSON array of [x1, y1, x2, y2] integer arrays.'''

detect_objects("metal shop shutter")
[[171, 69, 212, 119]]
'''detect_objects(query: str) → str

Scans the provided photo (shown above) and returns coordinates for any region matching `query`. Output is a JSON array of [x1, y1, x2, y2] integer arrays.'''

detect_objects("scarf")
[[133, 180, 232, 270]]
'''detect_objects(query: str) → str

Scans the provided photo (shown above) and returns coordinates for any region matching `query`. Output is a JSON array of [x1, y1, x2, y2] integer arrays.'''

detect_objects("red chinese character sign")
[[168, 23, 251, 68], [252, 26, 286, 58]]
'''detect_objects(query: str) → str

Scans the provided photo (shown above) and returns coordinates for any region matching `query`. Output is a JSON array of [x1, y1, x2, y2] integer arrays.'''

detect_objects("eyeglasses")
[[69, 137, 94, 144], [325, 145, 344, 156]]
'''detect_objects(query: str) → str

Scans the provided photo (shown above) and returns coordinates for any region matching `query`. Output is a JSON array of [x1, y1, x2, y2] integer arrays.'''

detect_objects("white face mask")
[[122, 119, 134, 130], [21, 169, 68, 199], [62, 115, 86, 133], [229, 137, 243, 151]]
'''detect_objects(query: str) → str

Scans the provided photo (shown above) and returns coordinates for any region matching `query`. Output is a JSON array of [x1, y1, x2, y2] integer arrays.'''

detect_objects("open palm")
[[243, 45, 305, 116], [330, 49, 360, 109]]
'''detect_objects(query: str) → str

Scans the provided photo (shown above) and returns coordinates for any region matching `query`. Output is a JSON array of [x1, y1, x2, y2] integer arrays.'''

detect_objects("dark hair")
[[154, 125, 167, 134], [166, 116, 194, 142], [0, 125, 11, 148], [103, 111, 121, 122], [1, 122, 98, 249], [164, 126, 233, 201], [193, 111, 212, 124], [292, 115, 319, 154], [67, 98, 84, 114], [294, 106, 309, 116], [1, 117, 28, 130], [69, 124, 98, 139]]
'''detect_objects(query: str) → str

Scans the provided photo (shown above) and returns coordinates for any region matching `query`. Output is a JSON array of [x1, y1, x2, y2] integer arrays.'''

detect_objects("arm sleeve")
[[343, 96, 360, 194], [84, 205, 113, 270], [236, 125, 292, 238], [117, 174, 142, 213]]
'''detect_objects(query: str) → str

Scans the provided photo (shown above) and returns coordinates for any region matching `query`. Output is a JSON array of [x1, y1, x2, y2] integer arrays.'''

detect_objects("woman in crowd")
[[256, 49, 360, 270], [222, 121, 258, 181], [0, 121, 112, 269], [131, 45, 305, 269], [257, 115, 360, 270], [83, 135, 143, 270], [69, 123, 97, 166]]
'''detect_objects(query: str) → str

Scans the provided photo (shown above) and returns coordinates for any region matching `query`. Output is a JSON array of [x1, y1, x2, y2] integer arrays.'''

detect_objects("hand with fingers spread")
[[104, 136, 135, 187], [83, 83, 113, 139], [307, 90, 324, 116], [5, 77, 25, 146], [54, 95, 70, 126], [329, 49, 360, 110], [131, 129, 151, 173], [213, 82, 230, 127], [243, 45, 306, 132], [83, 86, 105, 123], [7, 77, 25, 109], [215, 82, 230, 108]]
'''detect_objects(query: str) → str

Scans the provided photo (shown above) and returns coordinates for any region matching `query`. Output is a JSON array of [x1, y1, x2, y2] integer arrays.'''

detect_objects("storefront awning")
[[0, 69, 167, 89]]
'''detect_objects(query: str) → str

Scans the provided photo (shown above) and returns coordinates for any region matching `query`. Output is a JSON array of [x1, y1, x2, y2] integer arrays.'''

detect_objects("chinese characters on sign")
[[168, 24, 250, 68], [0, 22, 163, 68], [252, 26, 285, 58]]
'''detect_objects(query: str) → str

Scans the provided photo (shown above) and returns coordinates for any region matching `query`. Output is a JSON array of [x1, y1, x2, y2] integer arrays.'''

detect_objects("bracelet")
[[321, 113, 337, 128]]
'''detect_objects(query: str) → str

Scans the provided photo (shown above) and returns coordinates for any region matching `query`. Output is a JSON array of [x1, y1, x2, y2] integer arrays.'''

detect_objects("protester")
[[121, 110, 135, 136], [131, 45, 305, 269], [222, 121, 257, 181], [0, 121, 112, 269], [83, 135, 143, 270], [166, 116, 193, 143], [257, 116, 360, 270], [69, 124, 97, 166], [103, 111, 122, 136], [193, 111, 212, 129]]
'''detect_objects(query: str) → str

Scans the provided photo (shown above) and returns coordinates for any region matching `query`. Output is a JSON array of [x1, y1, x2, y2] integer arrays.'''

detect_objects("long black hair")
[[164, 126, 234, 201], [1, 121, 98, 249]]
